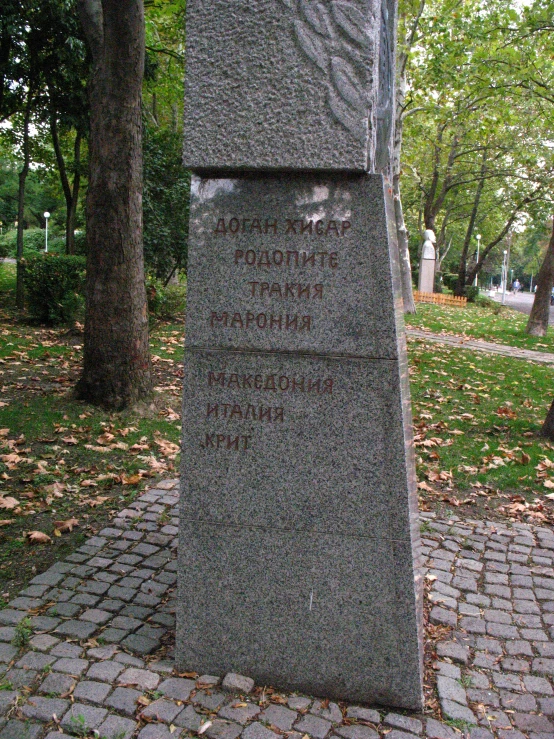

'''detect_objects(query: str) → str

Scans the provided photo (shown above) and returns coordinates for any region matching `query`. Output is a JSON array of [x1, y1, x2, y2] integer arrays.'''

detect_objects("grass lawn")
[[409, 335, 554, 525], [405, 301, 554, 353], [0, 261, 184, 599]]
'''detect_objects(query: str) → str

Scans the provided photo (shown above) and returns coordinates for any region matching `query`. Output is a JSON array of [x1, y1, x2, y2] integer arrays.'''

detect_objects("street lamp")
[[502, 250, 508, 305], [44, 212, 50, 253], [473, 234, 481, 287]]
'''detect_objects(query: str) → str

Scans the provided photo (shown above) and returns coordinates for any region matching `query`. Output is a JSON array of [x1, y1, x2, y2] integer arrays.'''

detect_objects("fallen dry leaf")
[[26, 531, 52, 544], [0, 497, 19, 510], [53, 518, 79, 533]]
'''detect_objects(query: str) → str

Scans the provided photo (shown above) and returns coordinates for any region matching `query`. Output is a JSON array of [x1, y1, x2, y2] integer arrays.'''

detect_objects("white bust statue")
[[422, 229, 436, 260]]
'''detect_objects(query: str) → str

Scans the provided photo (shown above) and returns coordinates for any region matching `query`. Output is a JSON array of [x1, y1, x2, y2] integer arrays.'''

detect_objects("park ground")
[[1, 262, 554, 598]]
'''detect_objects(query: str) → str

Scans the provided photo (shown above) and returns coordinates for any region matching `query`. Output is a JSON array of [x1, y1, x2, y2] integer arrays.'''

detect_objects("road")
[[490, 289, 554, 320]]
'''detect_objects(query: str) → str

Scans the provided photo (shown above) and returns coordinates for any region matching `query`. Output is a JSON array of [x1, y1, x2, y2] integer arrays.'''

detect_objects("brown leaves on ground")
[[26, 531, 52, 544], [53, 518, 79, 535]]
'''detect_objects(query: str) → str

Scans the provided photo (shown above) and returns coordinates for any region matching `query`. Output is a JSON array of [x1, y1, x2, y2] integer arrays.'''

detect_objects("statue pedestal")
[[418, 258, 435, 293]]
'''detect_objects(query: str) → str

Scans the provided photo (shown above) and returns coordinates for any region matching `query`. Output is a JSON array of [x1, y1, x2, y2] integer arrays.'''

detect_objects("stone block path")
[[406, 329, 554, 366], [0, 480, 554, 738]]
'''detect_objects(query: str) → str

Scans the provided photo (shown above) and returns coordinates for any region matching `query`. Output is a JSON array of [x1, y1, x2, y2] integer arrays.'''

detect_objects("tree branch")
[[77, 0, 103, 60]]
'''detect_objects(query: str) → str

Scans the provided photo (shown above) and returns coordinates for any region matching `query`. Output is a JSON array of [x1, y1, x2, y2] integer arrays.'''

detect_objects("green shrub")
[[442, 273, 459, 291], [73, 231, 87, 255], [23, 254, 86, 325], [147, 276, 186, 320], [464, 285, 479, 303]]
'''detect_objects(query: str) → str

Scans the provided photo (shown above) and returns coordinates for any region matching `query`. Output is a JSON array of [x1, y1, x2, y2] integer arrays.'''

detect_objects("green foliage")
[[464, 286, 479, 303], [23, 253, 85, 325], [12, 617, 32, 647], [143, 125, 190, 281], [147, 276, 187, 320]]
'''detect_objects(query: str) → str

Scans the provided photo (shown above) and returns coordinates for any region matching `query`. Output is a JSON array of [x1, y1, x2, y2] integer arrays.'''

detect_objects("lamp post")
[[44, 212, 50, 252], [502, 250, 508, 305], [473, 234, 481, 287]]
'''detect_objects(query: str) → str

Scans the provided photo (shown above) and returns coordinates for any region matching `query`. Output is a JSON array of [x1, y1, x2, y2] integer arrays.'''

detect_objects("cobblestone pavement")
[[406, 329, 554, 366], [1, 482, 554, 739]]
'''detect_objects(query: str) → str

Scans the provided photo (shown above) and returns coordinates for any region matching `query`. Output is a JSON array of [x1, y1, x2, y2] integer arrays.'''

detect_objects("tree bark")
[[391, 0, 425, 314], [75, 0, 152, 409], [454, 149, 487, 296], [541, 397, 554, 440], [16, 89, 33, 310], [525, 219, 554, 337], [50, 117, 83, 255]]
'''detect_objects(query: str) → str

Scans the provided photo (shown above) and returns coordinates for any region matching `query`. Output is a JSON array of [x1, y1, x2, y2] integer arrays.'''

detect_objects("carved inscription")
[[201, 371, 335, 452], [214, 217, 350, 236], [201, 209, 344, 450], [208, 215, 351, 333]]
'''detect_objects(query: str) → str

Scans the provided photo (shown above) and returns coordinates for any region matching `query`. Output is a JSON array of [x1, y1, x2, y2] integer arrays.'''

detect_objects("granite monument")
[[178, 0, 423, 710]]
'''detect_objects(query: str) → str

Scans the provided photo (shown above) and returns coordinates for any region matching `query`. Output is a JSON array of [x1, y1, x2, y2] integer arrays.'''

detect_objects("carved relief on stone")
[[279, 0, 378, 144]]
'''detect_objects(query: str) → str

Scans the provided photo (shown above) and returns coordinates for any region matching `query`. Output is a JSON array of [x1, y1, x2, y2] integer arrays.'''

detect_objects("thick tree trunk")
[[525, 220, 554, 337], [16, 91, 32, 309], [75, 0, 152, 409]]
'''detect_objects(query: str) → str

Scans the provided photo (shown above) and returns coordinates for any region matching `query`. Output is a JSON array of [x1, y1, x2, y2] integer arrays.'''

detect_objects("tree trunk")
[[454, 149, 487, 296], [50, 116, 83, 255], [16, 90, 33, 310], [391, 4, 424, 315], [541, 397, 554, 440], [525, 219, 554, 337], [75, 0, 152, 409]]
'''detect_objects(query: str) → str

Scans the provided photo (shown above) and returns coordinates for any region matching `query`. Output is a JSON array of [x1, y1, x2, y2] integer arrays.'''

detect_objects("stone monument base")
[[177, 174, 423, 710]]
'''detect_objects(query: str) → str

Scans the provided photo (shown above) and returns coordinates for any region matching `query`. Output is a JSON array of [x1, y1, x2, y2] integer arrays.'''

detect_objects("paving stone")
[[436, 641, 469, 664], [295, 713, 333, 738], [466, 689, 499, 707], [49, 602, 81, 617], [138, 724, 182, 739], [241, 722, 280, 739], [0, 610, 27, 625], [333, 726, 379, 739], [440, 699, 476, 724], [97, 714, 137, 739], [289, 695, 312, 711], [506, 640, 534, 656], [219, 700, 262, 723], [0, 692, 17, 717], [86, 660, 124, 682], [259, 703, 299, 730], [461, 617, 487, 634], [425, 717, 459, 739], [311, 700, 342, 724], [61, 702, 108, 731], [469, 729, 493, 739], [52, 657, 89, 676], [51, 643, 83, 658], [55, 619, 97, 639], [121, 633, 159, 655], [79, 608, 111, 624], [174, 703, 205, 730], [73, 680, 111, 703], [111, 615, 143, 631], [115, 652, 144, 667], [499, 691, 537, 711], [0, 645, 17, 664], [105, 686, 143, 716], [0, 720, 43, 739], [195, 689, 227, 711], [345, 706, 379, 723], [384, 713, 422, 734], [22, 695, 69, 721], [221, 672, 255, 693], [513, 713, 554, 732], [158, 677, 196, 701], [38, 672, 75, 696], [15, 652, 54, 671], [4, 668, 37, 689], [524, 675, 554, 694], [486, 622, 519, 639], [117, 667, 160, 690], [436, 676, 467, 705], [101, 627, 130, 643], [141, 697, 182, 722]]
